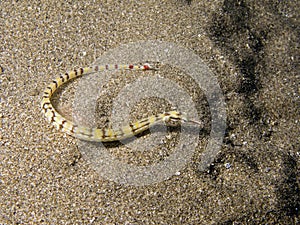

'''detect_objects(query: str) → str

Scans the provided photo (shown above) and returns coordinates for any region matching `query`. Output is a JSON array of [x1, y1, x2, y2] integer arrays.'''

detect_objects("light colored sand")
[[1, 0, 299, 224]]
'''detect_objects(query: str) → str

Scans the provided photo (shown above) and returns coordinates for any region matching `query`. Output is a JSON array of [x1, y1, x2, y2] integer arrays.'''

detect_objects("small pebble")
[[225, 163, 231, 169], [264, 167, 271, 173]]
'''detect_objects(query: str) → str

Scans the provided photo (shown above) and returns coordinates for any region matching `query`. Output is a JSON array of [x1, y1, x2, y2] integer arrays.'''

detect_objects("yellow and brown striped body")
[[41, 63, 199, 142]]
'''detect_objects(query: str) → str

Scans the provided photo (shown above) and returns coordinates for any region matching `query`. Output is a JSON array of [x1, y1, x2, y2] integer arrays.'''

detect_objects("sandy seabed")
[[0, 0, 299, 224]]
